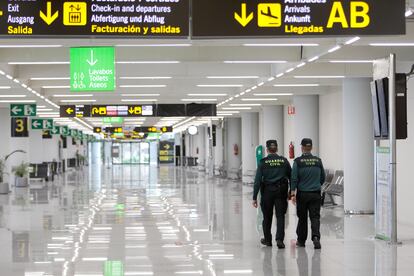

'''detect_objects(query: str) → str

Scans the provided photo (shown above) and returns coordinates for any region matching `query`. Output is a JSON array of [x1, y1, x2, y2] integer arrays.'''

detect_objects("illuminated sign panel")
[[192, 0, 405, 37], [0, 0, 189, 37]]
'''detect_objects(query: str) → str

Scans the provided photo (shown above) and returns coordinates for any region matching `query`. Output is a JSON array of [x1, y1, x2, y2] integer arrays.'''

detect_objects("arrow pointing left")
[[40, 2, 59, 25], [11, 106, 22, 115]]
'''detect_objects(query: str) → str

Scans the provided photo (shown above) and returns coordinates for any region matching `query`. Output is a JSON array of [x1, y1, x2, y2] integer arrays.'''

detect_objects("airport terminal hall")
[[1, 0, 414, 275]]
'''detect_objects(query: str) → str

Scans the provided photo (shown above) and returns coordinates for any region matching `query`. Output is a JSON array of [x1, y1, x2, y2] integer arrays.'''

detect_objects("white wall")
[[319, 90, 344, 170]]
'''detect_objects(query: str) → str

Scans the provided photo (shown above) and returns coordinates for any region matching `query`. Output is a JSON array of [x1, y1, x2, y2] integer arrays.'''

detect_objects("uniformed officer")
[[290, 138, 326, 249], [253, 140, 291, 248]]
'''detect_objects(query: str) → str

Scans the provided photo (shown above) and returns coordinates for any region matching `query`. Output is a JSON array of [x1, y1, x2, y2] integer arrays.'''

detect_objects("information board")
[[192, 0, 405, 37], [0, 0, 189, 37], [375, 147, 392, 241], [71, 47, 115, 92]]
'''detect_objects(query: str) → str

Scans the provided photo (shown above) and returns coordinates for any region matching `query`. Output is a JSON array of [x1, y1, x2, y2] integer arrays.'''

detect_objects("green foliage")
[[12, 162, 29, 178], [0, 150, 27, 182]]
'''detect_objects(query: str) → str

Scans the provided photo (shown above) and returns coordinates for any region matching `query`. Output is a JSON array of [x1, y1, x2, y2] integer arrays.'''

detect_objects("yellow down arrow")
[[40, 2, 59, 25], [234, 3, 254, 27]]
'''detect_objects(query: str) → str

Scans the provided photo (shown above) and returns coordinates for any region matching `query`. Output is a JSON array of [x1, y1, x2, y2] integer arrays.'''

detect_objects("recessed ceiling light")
[[308, 56, 319, 62], [229, 103, 262, 106], [30, 77, 70, 81], [181, 99, 217, 102], [121, 99, 158, 102], [285, 68, 295, 73], [253, 93, 293, 96], [296, 62, 306, 68], [369, 43, 414, 46], [116, 61, 180, 64], [267, 77, 275, 82], [276, 73, 284, 78], [42, 86, 70, 89], [328, 45, 341, 53], [60, 99, 97, 103], [0, 45, 63, 48], [197, 84, 243, 88], [222, 107, 251, 110], [8, 61, 70, 65], [0, 95, 26, 98], [119, 85, 166, 88], [294, 76, 345, 79], [0, 100, 36, 103], [187, 93, 227, 96], [116, 44, 191, 47], [345, 36, 360, 45], [241, 98, 278, 101], [53, 94, 93, 97], [121, 93, 160, 96], [243, 43, 318, 47], [273, 84, 319, 87], [224, 60, 287, 64], [0, 86, 11, 89], [119, 76, 172, 80], [329, 60, 373, 63], [206, 76, 259, 79], [405, 9, 413, 17]]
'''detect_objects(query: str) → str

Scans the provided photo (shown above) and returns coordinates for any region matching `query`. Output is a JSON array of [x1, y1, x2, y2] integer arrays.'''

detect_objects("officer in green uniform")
[[253, 140, 291, 248], [290, 138, 325, 249]]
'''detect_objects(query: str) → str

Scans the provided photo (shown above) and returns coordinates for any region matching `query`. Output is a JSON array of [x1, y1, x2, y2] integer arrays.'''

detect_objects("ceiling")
[[1, 11, 414, 133]]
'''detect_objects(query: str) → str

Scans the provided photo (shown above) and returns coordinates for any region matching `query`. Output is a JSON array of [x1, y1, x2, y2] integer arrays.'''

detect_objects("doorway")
[[112, 142, 150, 165]]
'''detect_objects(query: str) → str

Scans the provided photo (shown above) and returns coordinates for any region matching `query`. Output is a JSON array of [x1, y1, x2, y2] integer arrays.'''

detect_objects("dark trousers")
[[296, 191, 321, 242], [260, 184, 288, 242]]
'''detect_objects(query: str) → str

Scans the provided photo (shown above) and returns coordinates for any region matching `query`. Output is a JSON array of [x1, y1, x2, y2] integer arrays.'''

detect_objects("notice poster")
[[375, 147, 392, 241]]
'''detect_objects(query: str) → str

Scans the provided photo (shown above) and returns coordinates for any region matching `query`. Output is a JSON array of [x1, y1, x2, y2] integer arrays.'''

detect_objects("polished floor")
[[0, 164, 413, 276]]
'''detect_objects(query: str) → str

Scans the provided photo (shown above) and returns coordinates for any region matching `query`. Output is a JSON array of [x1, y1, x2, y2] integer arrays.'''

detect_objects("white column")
[[42, 135, 60, 162], [343, 78, 374, 213], [226, 118, 242, 179], [293, 95, 319, 156], [262, 105, 284, 154], [241, 112, 259, 183], [214, 126, 224, 175], [28, 130, 44, 163]]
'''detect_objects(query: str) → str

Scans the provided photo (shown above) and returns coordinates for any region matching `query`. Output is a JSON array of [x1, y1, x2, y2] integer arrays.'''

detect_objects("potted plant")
[[0, 150, 26, 194], [12, 162, 30, 188]]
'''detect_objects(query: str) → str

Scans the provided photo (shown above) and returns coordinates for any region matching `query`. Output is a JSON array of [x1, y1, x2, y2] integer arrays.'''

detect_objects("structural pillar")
[[262, 105, 284, 155], [214, 125, 224, 175], [225, 118, 242, 179], [343, 78, 374, 213], [293, 95, 319, 156], [241, 112, 259, 183]]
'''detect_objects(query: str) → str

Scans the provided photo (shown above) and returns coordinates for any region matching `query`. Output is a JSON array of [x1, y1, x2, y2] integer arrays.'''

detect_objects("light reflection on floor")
[[0, 164, 412, 275]]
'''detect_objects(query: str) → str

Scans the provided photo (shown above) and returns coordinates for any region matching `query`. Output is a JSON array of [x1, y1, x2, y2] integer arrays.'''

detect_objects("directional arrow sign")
[[31, 119, 53, 130], [40, 2, 59, 25], [86, 50, 98, 66], [70, 47, 115, 92], [10, 104, 37, 117], [61, 126, 69, 136], [51, 126, 61, 135], [234, 3, 253, 27]]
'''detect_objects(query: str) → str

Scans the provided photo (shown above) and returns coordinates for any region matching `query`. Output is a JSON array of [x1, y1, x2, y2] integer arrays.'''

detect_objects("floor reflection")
[[0, 165, 411, 275]]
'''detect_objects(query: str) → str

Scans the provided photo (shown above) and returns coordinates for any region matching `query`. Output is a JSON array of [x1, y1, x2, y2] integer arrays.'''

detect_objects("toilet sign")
[[70, 47, 115, 92]]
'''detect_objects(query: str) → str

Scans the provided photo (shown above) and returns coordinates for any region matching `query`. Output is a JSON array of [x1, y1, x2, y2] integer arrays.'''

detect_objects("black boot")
[[261, 238, 272, 247], [276, 240, 285, 249], [296, 240, 306, 247], [312, 237, 321, 249]]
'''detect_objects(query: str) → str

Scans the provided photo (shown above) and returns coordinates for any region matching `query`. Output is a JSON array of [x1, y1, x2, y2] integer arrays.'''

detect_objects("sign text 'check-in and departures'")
[[70, 47, 115, 92], [192, 0, 405, 37], [0, 0, 189, 37]]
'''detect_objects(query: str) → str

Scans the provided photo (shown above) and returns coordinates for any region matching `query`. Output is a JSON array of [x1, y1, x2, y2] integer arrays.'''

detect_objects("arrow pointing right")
[[86, 50, 98, 66], [234, 3, 254, 27]]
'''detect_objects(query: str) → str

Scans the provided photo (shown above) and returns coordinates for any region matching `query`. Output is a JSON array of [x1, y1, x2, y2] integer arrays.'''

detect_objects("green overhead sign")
[[51, 126, 61, 135], [71, 129, 78, 137], [70, 47, 115, 92], [61, 126, 70, 137], [10, 104, 36, 117], [103, 117, 124, 124], [31, 119, 53, 130], [104, 261, 124, 276]]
